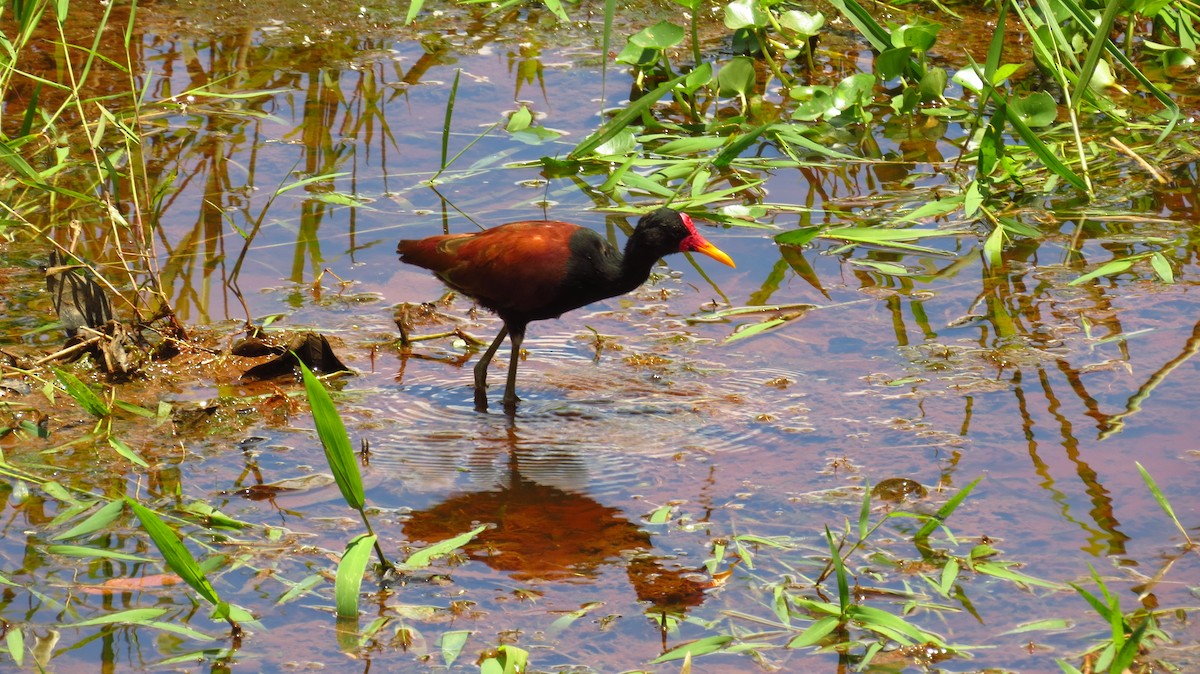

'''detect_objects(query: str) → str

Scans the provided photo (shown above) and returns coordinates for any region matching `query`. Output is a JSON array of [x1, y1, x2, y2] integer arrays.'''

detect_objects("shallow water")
[[2, 1, 1200, 672]]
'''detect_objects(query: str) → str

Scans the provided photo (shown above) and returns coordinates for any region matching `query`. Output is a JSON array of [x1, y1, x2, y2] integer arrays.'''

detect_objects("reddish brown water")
[[1, 1, 1199, 673]]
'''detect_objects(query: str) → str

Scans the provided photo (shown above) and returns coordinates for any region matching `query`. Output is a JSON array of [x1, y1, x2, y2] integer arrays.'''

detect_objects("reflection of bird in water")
[[397, 208, 735, 411], [401, 425, 714, 617]]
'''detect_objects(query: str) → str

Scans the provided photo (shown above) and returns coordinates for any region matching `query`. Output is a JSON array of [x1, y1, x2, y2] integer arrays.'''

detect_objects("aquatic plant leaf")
[[126, 499, 221, 607], [299, 359, 364, 511], [1150, 252, 1175, 284], [630, 21, 685, 49], [404, 524, 487, 568], [70, 608, 168, 627], [849, 605, 946, 646], [5, 625, 23, 667], [47, 545, 151, 562], [108, 436, 148, 467], [655, 136, 727, 155], [335, 533, 376, 619], [779, 10, 824, 38], [506, 105, 532, 132], [723, 0, 767, 28], [480, 644, 528, 674], [570, 72, 688, 158], [786, 615, 839, 648], [1011, 92, 1058, 128], [775, 227, 821, 247], [1068, 258, 1134, 286], [972, 560, 1061, 589], [439, 629, 471, 666], [653, 635, 734, 662], [276, 573, 325, 606], [1136, 462, 1192, 545], [53, 498, 125, 540], [1000, 618, 1074, 634], [914, 475, 982, 540], [717, 56, 756, 99], [51, 367, 110, 417]]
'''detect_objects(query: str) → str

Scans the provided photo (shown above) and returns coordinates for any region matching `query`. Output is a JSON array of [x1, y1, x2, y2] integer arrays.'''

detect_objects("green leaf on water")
[[108, 436, 149, 467], [53, 498, 125, 541], [46, 545, 151, 562], [126, 499, 221, 607], [70, 607, 168, 627], [786, 615, 839, 649], [647, 504, 673, 524], [52, 367, 109, 417], [299, 359, 364, 512], [1150, 252, 1175, 284], [5, 625, 23, 667], [506, 105, 532, 133], [652, 635, 734, 662], [335, 533, 377, 619], [775, 227, 821, 247], [1137, 461, 1192, 545], [570, 72, 689, 158], [439, 629, 471, 666], [914, 475, 982, 540], [404, 524, 488, 569], [1068, 258, 1135, 286], [1000, 618, 1074, 634], [973, 560, 1062, 589]]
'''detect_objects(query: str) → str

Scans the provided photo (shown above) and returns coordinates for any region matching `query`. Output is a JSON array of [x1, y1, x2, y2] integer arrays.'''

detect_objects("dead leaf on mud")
[[239, 332, 352, 381]]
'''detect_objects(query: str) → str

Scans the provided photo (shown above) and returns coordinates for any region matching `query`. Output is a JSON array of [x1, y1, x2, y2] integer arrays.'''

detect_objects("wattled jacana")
[[397, 208, 735, 409]]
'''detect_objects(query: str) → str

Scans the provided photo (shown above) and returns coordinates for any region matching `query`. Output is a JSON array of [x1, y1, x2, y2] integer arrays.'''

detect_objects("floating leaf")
[[1068, 258, 1135, 286], [404, 524, 487, 568], [439, 629, 471, 666], [653, 635, 734, 662]]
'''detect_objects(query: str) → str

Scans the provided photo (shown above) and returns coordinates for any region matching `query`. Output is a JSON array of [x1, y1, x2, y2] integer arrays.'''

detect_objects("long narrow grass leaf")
[[53, 498, 125, 540], [570, 72, 690, 158], [52, 367, 110, 417], [299, 359, 365, 511], [126, 499, 220, 607], [1136, 462, 1193, 545], [404, 524, 487, 568], [335, 533, 377, 619], [914, 476, 982, 539]]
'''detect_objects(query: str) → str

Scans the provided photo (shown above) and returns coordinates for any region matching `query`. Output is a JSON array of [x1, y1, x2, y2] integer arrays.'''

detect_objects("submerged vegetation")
[[0, 0, 1197, 671]]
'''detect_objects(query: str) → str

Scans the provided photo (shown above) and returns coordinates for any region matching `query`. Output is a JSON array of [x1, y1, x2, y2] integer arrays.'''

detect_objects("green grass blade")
[[126, 498, 220, 607], [824, 526, 849, 614], [439, 69, 461, 174], [299, 359, 365, 512], [914, 476, 983, 540], [569, 71, 690, 158], [108, 436, 149, 467], [70, 607, 167, 627], [53, 498, 125, 540], [405, 0, 424, 23], [51, 367, 110, 417], [404, 524, 487, 568], [857, 480, 872, 541], [1136, 462, 1193, 546], [335, 533, 377, 619]]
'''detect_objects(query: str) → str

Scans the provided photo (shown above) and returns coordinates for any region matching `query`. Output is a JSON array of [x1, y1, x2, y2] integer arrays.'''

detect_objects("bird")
[[397, 207, 736, 410]]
